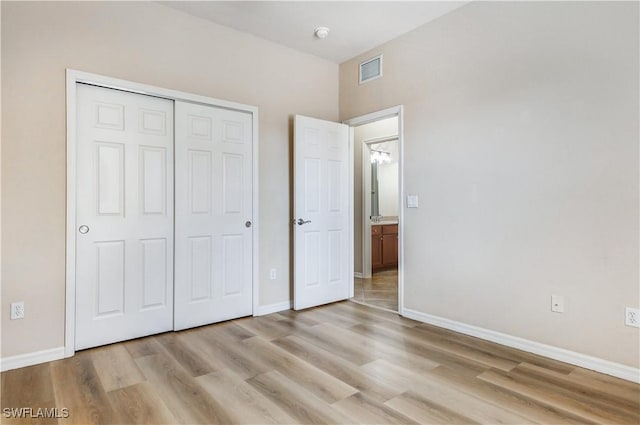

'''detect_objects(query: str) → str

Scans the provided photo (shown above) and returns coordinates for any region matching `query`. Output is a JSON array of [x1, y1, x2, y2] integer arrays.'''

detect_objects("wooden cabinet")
[[371, 225, 382, 269], [372, 224, 398, 271], [381, 224, 398, 268]]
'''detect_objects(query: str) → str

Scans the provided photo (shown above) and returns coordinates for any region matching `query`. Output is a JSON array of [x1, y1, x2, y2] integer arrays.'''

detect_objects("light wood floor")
[[2, 301, 639, 424], [353, 268, 398, 311]]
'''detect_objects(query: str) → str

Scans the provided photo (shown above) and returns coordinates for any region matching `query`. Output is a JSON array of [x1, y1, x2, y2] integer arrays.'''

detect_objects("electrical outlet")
[[625, 307, 640, 328], [269, 268, 277, 280], [551, 295, 564, 313], [10, 302, 25, 320]]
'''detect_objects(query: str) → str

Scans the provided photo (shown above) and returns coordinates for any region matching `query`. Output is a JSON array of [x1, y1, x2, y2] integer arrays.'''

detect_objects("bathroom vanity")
[[371, 222, 398, 270]]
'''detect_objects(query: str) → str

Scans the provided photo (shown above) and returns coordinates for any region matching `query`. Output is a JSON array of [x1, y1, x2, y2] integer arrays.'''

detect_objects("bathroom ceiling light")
[[371, 149, 391, 164], [314, 27, 330, 39]]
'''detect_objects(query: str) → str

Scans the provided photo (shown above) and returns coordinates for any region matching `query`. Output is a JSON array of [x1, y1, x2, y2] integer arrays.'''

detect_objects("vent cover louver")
[[359, 55, 383, 84]]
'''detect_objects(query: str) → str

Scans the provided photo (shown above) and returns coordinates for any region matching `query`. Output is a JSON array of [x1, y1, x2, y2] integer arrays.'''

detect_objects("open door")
[[293, 115, 352, 310]]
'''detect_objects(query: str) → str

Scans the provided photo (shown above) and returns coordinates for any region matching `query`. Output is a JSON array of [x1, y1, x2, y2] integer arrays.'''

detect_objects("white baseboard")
[[1, 346, 65, 372], [3, 303, 293, 370], [354, 272, 363, 278], [403, 308, 640, 384], [255, 300, 293, 316]]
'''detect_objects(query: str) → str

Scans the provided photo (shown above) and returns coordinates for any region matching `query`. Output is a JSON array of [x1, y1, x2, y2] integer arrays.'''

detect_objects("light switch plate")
[[407, 195, 419, 208]]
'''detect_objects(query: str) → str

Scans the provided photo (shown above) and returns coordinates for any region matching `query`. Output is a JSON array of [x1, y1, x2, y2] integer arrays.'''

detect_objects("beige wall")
[[1, 1, 338, 358], [341, 1, 639, 367], [353, 117, 398, 273]]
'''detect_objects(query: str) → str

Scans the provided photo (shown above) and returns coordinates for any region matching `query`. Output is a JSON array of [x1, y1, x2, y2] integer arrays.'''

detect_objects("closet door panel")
[[75, 84, 174, 350], [174, 102, 253, 330]]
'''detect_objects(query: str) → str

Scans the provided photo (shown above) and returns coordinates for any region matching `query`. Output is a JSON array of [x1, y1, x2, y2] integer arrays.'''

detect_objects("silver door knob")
[[245, 221, 252, 228], [297, 218, 312, 225], [78, 225, 90, 234]]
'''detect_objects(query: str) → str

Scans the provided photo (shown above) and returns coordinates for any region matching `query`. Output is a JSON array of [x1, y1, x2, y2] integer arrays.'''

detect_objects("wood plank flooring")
[[2, 301, 639, 424], [353, 269, 398, 311]]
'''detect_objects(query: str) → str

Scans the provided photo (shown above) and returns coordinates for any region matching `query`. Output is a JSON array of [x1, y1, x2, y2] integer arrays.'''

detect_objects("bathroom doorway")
[[344, 109, 402, 313]]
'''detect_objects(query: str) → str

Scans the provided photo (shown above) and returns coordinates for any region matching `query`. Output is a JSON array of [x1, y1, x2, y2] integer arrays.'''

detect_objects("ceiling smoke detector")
[[314, 27, 330, 39]]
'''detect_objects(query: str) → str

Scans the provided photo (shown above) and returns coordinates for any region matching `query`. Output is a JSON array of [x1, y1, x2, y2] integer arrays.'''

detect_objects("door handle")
[[296, 218, 312, 226], [78, 225, 90, 234]]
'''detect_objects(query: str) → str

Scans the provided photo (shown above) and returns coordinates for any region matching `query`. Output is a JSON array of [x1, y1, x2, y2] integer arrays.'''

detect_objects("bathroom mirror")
[[370, 140, 398, 219], [371, 162, 380, 217]]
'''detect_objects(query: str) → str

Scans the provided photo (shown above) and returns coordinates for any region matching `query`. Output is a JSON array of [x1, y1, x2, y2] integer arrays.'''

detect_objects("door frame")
[[65, 69, 260, 357], [362, 135, 399, 279], [343, 106, 404, 315]]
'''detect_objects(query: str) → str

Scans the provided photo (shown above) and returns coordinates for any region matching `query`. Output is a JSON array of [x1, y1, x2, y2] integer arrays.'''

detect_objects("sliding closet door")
[[75, 84, 174, 350], [174, 101, 253, 330]]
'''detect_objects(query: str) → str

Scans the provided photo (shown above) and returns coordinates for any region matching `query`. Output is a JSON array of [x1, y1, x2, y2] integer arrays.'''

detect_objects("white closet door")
[[174, 101, 253, 330], [75, 84, 174, 350], [293, 115, 351, 310]]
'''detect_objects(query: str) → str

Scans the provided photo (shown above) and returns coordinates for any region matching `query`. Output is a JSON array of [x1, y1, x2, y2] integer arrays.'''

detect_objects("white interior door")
[[75, 83, 174, 350], [294, 115, 352, 310], [174, 101, 253, 330]]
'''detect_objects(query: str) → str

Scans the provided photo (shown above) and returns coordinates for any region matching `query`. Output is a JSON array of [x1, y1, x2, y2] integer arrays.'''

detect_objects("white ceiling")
[[160, 1, 468, 63]]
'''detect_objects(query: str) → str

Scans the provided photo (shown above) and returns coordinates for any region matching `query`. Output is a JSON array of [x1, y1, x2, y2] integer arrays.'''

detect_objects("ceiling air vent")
[[359, 54, 383, 84]]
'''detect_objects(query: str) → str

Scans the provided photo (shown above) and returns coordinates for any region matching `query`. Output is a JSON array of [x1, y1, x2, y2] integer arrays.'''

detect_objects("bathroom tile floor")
[[352, 268, 398, 311]]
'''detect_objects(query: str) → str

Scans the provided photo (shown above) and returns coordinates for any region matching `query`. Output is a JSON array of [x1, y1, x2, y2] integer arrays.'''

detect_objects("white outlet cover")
[[551, 295, 564, 313], [10, 301, 25, 320], [269, 268, 277, 280], [625, 307, 640, 328]]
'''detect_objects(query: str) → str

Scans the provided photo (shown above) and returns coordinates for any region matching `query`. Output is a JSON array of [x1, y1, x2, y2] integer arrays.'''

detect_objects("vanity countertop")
[[372, 219, 398, 226]]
